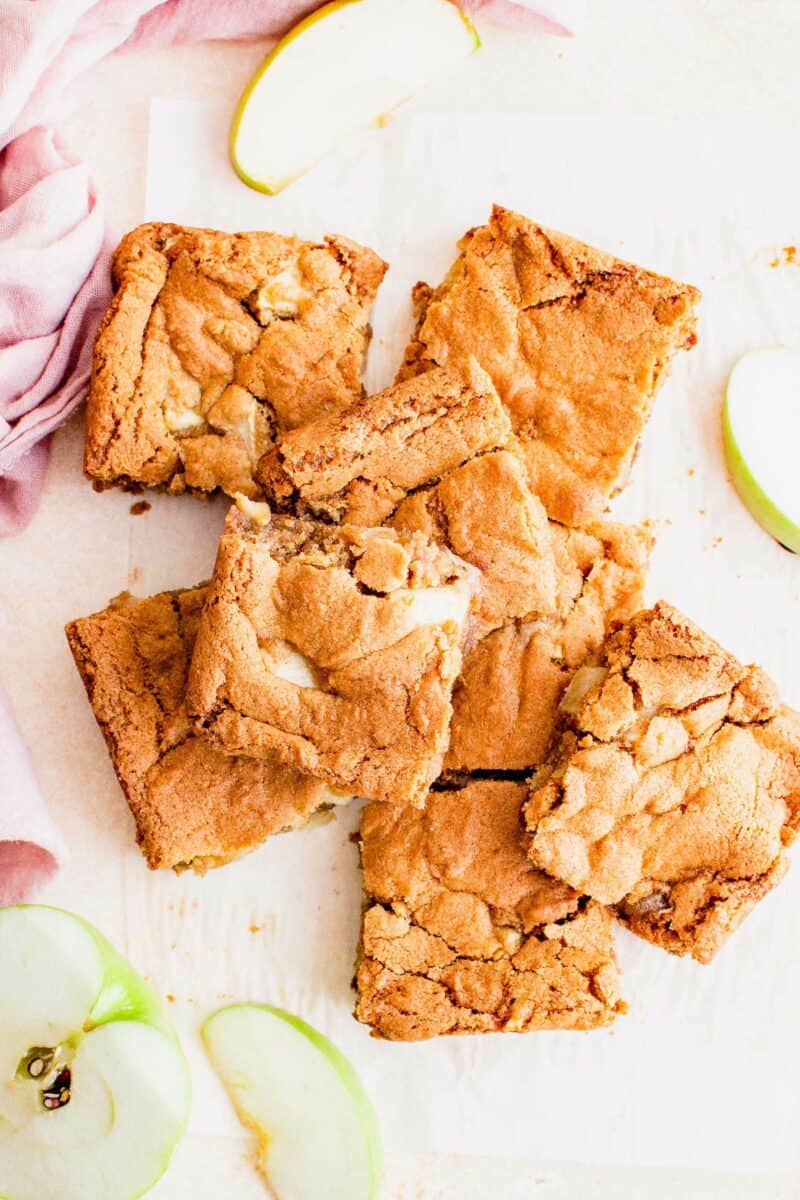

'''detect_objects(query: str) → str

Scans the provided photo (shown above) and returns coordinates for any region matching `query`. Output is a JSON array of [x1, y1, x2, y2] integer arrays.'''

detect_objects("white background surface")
[[4, 5, 800, 1197]]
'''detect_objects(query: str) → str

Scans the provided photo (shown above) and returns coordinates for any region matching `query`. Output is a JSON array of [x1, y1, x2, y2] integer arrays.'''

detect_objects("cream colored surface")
[[4, 5, 800, 1197]]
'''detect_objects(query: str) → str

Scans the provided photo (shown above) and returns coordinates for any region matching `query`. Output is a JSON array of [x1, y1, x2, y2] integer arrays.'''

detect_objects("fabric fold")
[[0, 684, 65, 905], [0, 126, 111, 534]]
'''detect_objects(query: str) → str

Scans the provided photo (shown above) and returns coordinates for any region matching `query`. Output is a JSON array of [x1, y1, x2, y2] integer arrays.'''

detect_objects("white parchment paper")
[[6, 103, 800, 1197]]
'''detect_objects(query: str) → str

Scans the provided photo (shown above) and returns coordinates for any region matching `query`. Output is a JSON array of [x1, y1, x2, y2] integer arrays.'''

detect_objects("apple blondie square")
[[187, 506, 478, 807], [84, 222, 387, 499], [445, 519, 651, 773], [258, 364, 558, 640], [525, 602, 800, 962], [257, 363, 512, 526], [386, 447, 556, 640], [66, 587, 342, 873], [398, 205, 700, 526], [355, 780, 625, 1040]]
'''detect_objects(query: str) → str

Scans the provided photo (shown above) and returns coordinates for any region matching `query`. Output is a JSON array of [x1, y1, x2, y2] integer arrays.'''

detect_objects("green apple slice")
[[0, 906, 190, 1200], [202, 1004, 381, 1199], [723, 346, 800, 552], [230, 0, 480, 193]]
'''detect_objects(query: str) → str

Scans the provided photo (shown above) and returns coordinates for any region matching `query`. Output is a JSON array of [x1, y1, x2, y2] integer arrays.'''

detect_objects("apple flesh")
[[202, 1004, 381, 1200], [230, 0, 480, 193], [723, 346, 800, 553], [0, 906, 190, 1200]]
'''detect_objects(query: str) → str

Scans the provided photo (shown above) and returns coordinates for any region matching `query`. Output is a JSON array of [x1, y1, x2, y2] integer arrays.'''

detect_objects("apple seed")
[[17, 1046, 56, 1080], [42, 1066, 72, 1111]]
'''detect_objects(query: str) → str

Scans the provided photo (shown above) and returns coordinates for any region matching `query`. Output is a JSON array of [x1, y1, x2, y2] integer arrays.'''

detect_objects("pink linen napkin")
[[0, 686, 64, 904], [462, 0, 583, 34], [0, 126, 112, 537]]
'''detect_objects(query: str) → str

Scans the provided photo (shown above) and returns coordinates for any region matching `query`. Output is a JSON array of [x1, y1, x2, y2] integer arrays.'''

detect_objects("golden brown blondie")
[[187, 506, 478, 807], [85, 223, 387, 499], [399, 205, 700, 526], [258, 364, 557, 640], [257, 363, 511, 526], [355, 780, 625, 1040], [525, 602, 800, 962], [66, 587, 341, 872], [445, 520, 651, 773], [388, 448, 556, 641]]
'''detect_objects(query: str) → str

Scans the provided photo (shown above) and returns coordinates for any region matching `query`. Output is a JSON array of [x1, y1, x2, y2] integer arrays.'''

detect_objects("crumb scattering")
[[770, 245, 797, 268]]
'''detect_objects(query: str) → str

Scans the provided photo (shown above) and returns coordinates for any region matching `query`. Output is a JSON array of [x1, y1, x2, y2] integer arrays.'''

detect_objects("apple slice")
[[723, 346, 800, 552], [0, 906, 190, 1200], [202, 1005, 381, 1199], [230, 0, 480, 193]]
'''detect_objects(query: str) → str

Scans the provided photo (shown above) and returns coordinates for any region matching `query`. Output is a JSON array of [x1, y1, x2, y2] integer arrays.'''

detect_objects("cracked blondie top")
[[84, 222, 387, 499], [388, 449, 556, 641], [65, 587, 340, 873], [398, 205, 700, 526], [187, 506, 478, 807], [445, 519, 651, 773], [257, 363, 511, 525], [355, 780, 625, 1040], [258, 363, 556, 639], [525, 602, 800, 962]]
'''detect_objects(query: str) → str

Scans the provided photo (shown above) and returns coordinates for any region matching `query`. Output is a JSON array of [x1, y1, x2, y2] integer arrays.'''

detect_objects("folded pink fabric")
[[462, 0, 582, 34], [0, 685, 65, 904], [0, 127, 112, 537]]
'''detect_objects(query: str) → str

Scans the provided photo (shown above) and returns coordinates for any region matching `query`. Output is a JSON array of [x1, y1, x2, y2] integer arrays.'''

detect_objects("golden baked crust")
[[355, 780, 625, 1040], [65, 587, 337, 872], [187, 507, 479, 806], [84, 222, 387, 498], [388, 449, 556, 640], [258, 361, 555, 639], [256, 363, 511, 525], [445, 519, 651, 772], [398, 205, 700, 526], [525, 602, 800, 962]]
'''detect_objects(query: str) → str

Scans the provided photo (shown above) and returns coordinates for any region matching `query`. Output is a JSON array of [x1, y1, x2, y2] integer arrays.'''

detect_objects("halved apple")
[[0, 906, 190, 1200], [202, 1004, 381, 1199], [723, 346, 800, 553], [230, 0, 480, 193]]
